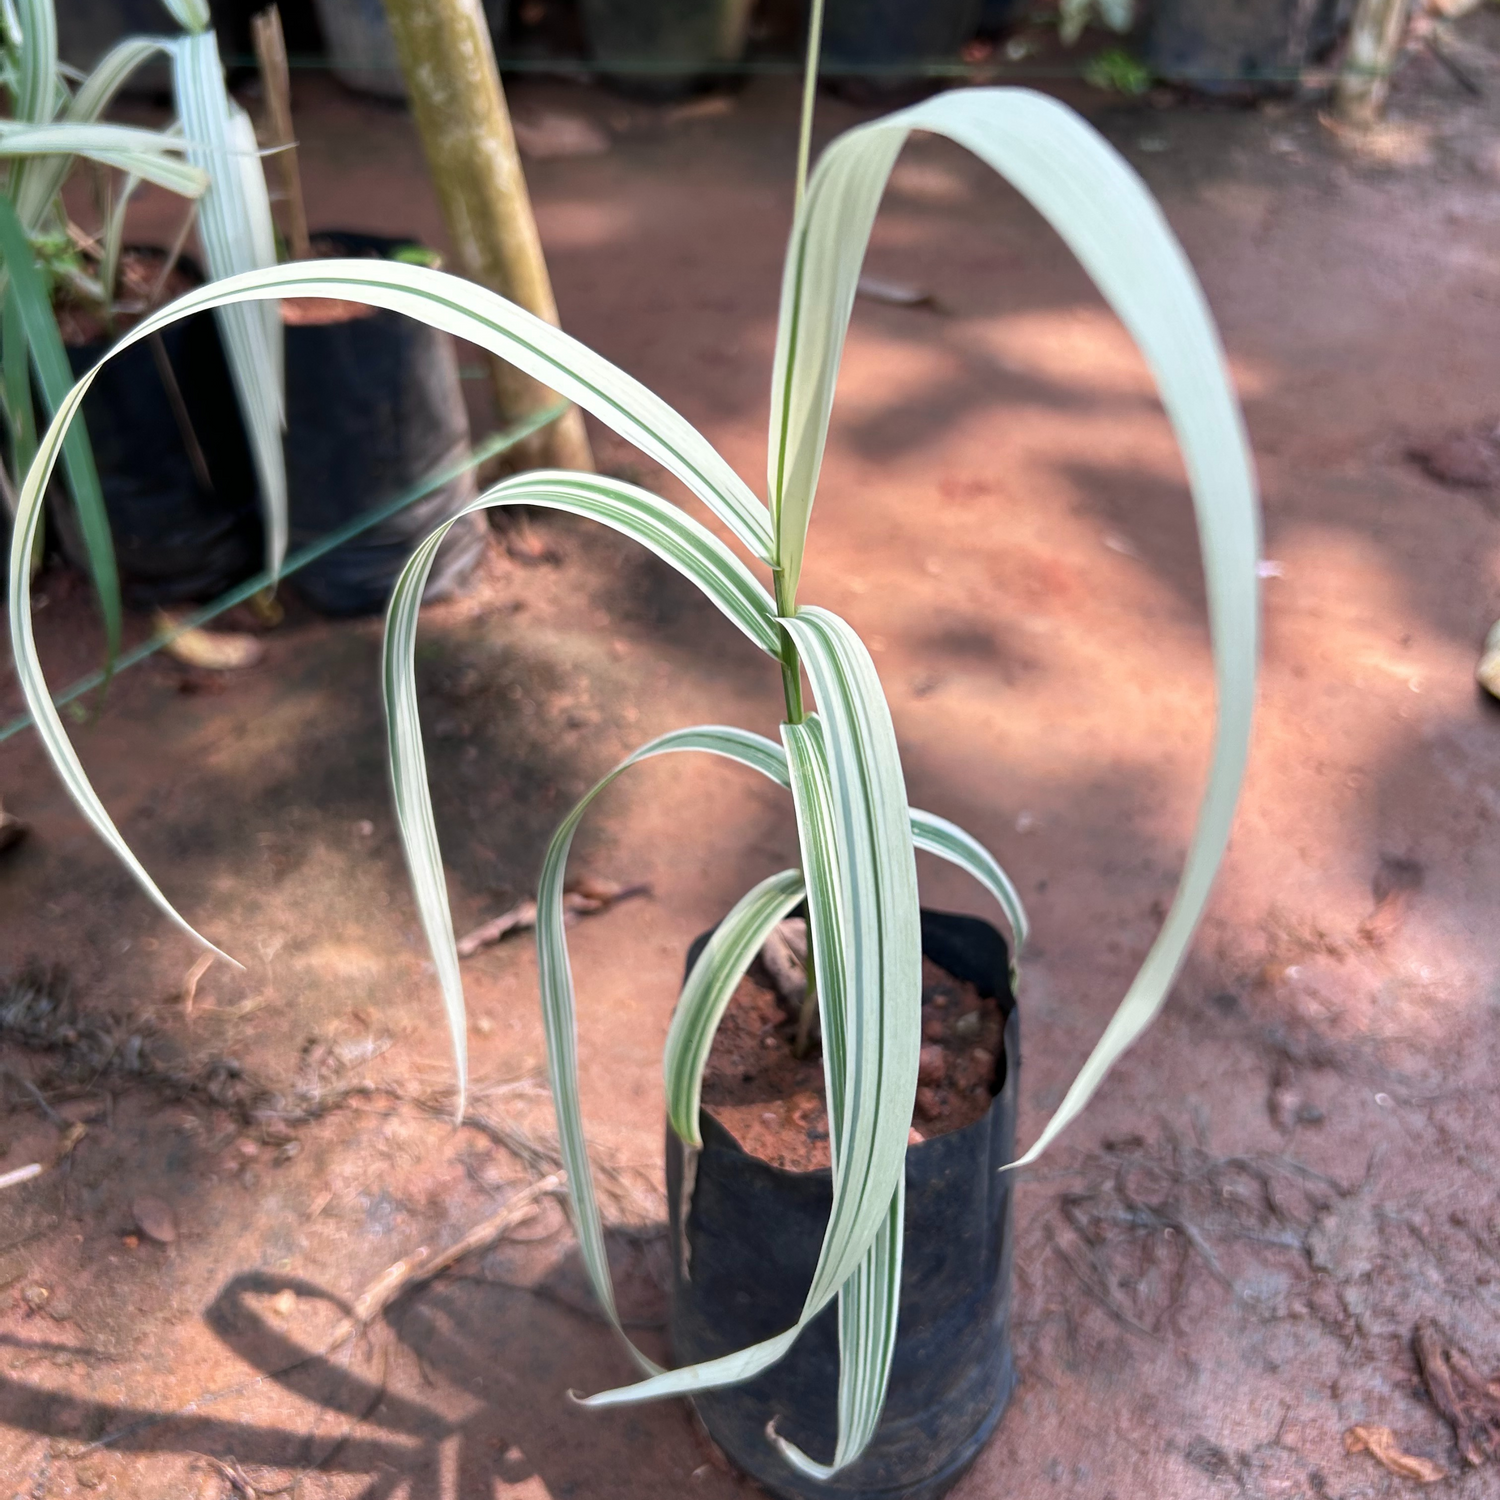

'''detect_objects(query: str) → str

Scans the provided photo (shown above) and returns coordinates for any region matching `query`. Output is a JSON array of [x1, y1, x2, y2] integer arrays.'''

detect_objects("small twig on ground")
[[328, 1173, 563, 1345], [1426, 29, 1484, 95], [1, 1066, 64, 1126], [1414, 1317, 1500, 1467], [1045, 1223, 1158, 1340], [457, 878, 650, 958], [181, 953, 215, 1017], [188, 1453, 265, 1498]]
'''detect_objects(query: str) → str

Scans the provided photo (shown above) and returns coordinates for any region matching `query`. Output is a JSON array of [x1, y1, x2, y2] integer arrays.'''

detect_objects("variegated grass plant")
[[7, 89, 1259, 1480], [0, 0, 283, 664]]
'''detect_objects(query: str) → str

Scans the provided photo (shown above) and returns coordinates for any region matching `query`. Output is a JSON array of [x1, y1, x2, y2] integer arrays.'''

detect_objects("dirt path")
[[4, 20, 1500, 1498]]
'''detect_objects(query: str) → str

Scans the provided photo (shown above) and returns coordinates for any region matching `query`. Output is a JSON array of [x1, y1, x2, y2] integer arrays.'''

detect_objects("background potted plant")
[[7, 12, 1260, 1493], [245, 13, 486, 615], [0, 0, 285, 627], [820, 0, 984, 102], [275, 228, 487, 614], [1143, 0, 1353, 93]]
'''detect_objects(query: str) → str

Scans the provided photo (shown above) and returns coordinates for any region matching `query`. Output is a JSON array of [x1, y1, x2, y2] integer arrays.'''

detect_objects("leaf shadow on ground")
[[0, 1243, 735, 1500]]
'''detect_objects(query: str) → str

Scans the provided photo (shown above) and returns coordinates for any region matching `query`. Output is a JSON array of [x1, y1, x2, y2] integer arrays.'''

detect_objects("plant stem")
[[793, 928, 819, 1058], [776, 0, 826, 729], [793, 0, 826, 215], [781, 0, 828, 1054], [773, 567, 805, 724]]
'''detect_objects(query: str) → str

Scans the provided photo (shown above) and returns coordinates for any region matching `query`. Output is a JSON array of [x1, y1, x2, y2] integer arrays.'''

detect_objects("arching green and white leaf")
[[0, 121, 206, 197], [909, 808, 1028, 955], [65, 37, 174, 122], [534, 728, 809, 1365], [171, 30, 286, 577], [770, 88, 1259, 1170], [159, 0, 211, 33], [773, 1179, 903, 1480], [4, 261, 784, 982], [381, 474, 779, 1098], [663, 867, 807, 1147], [8, 0, 59, 124]]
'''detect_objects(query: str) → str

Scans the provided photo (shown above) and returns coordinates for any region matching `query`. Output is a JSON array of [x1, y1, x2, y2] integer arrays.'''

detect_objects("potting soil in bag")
[[283, 231, 485, 618]]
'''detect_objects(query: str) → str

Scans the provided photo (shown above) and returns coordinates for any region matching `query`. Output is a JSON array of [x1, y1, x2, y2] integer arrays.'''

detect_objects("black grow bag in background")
[[1145, 0, 1354, 92], [283, 231, 486, 617], [667, 909, 1019, 1500], [822, 0, 984, 101], [51, 254, 264, 605], [577, 0, 752, 99]]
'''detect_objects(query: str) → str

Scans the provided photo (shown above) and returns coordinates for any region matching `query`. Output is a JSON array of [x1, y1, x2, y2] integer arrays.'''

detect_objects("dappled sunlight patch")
[[536, 199, 637, 252], [884, 156, 974, 207], [969, 306, 1162, 400]]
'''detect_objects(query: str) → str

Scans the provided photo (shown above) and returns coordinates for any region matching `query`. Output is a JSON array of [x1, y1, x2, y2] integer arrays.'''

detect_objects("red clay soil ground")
[[5, 16, 1500, 1498]]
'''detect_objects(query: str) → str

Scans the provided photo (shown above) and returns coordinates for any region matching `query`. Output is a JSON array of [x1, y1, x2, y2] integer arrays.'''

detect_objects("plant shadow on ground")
[[0, 1240, 738, 1499]]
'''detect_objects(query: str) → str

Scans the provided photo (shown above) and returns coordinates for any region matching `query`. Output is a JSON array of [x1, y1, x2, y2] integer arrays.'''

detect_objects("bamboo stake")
[[1336, 0, 1411, 123], [251, 6, 311, 261], [379, 0, 593, 472]]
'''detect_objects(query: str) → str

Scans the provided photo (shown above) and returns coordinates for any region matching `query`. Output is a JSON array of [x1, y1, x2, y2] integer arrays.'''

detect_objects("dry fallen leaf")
[[664, 94, 734, 124], [856, 274, 938, 310], [54, 1122, 87, 1161], [1344, 1424, 1448, 1483], [1478, 620, 1500, 702], [131, 1193, 178, 1245], [154, 611, 265, 671]]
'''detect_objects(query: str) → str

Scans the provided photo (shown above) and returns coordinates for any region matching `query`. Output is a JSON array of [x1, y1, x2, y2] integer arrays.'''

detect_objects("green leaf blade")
[[780, 610, 921, 1299], [523, 723, 801, 1384], [3, 374, 233, 965], [171, 31, 287, 577], [773, 1180, 904, 1479], [663, 867, 806, 1147], [770, 87, 1258, 1164], [0, 193, 120, 664], [11, 0, 59, 124], [159, 0, 211, 33], [17, 257, 774, 563], [7, 262, 784, 971], [908, 807, 1029, 954], [379, 471, 780, 1118]]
